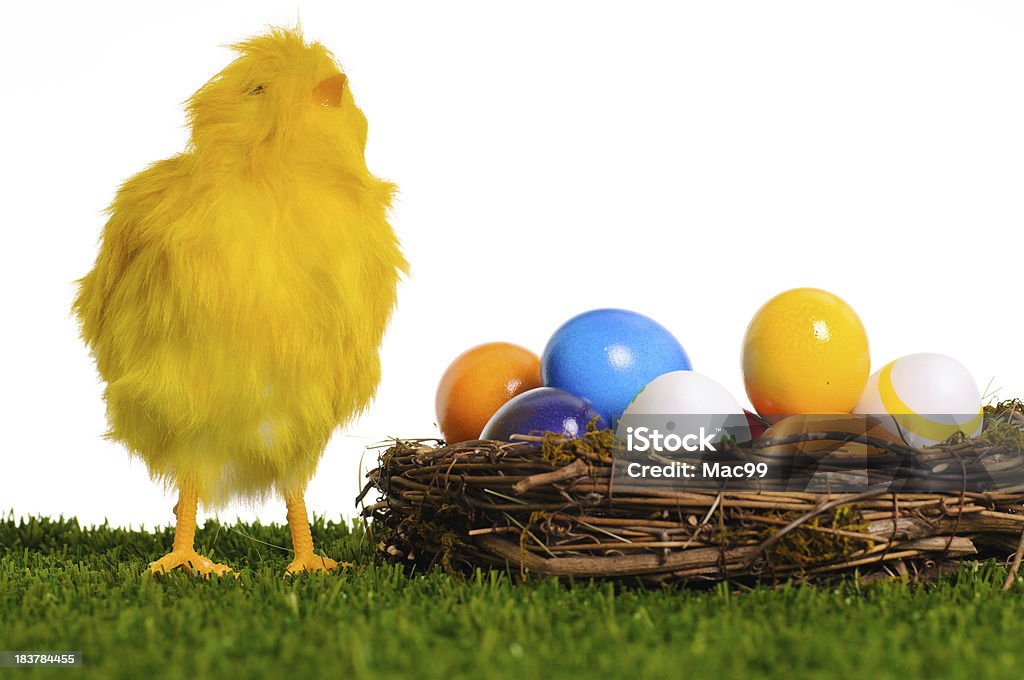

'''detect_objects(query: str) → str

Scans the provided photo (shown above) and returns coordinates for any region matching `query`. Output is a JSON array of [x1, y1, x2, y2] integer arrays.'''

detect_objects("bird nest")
[[360, 401, 1024, 586]]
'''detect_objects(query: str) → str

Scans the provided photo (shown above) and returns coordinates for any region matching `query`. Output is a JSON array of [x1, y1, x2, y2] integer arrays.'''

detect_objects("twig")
[[513, 459, 589, 494], [1002, 527, 1024, 591]]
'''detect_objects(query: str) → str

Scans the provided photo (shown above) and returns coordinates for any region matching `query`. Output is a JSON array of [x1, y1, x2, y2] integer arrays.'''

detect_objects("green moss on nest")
[[985, 398, 1024, 415], [539, 417, 614, 465], [766, 506, 873, 568], [980, 420, 1024, 451], [981, 400, 1024, 452]]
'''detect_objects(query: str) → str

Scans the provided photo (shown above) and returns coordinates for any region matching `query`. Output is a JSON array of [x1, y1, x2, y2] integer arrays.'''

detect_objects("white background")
[[2, 1, 1022, 531]]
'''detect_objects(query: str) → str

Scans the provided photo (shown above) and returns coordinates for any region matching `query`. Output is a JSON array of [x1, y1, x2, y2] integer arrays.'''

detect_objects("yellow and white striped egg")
[[853, 353, 983, 448]]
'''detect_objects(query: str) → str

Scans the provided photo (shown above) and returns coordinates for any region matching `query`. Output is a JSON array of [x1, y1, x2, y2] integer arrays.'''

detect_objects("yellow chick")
[[72, 27, 407, 576]]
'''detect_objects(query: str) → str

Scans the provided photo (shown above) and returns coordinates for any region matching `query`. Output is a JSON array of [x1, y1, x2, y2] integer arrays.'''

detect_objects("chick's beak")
[[313, 74, 347, 107]]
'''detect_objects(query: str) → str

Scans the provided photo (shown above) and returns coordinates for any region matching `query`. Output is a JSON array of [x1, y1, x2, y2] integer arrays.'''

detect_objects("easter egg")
[[618, 371, 750, 445], [541, 309, 692, 425], [481, 387, 607, 441], [744, 410, 770, 440], [435, 342, 542, 443], [759, 413, 904, 457], [621, 371, 745, 416], [853, 353, 983, 448], [742, 288, 870, 420]]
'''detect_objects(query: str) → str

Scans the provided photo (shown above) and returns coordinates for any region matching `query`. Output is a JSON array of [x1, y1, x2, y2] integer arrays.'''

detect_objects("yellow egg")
[[742, 288, 870, 420]]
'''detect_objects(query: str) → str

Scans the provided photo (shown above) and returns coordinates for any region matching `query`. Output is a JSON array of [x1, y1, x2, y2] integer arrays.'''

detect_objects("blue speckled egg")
[[480, 387, 607, 441], [541, 309, 692, 425]]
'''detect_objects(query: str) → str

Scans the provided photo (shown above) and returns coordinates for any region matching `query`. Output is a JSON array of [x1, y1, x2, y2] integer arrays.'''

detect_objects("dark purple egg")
[[480, 387, 607, 441]]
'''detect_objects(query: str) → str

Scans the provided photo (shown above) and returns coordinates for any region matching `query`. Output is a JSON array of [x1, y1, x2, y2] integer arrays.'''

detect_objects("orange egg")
[[435, 342, 543, 443]]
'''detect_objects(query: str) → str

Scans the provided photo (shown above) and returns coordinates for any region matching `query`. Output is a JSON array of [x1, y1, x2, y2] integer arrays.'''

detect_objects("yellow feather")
[[73, 27, 407, 507]]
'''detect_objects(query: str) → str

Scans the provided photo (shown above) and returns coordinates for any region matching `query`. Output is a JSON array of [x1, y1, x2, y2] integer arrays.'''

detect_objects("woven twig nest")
[[360, 401, 1024, 585]]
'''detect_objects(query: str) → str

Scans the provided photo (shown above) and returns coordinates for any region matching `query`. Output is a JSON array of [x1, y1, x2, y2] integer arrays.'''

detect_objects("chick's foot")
[[285, 552, 347, 575], [149, 550, 236, 577]]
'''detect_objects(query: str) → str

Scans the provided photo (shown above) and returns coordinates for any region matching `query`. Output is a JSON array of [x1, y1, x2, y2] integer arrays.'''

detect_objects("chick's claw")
[[149, 550, 236, 578], [285, 553, 346, 575]]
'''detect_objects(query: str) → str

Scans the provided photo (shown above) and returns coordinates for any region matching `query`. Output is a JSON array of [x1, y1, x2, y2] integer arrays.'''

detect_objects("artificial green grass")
[[2, 514, 1023, 680]]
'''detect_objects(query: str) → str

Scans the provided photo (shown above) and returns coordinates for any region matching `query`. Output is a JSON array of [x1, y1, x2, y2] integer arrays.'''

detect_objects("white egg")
[[618, 371, 750, 445], [853, 353, 983, 448], [624, 371, 744, 414]]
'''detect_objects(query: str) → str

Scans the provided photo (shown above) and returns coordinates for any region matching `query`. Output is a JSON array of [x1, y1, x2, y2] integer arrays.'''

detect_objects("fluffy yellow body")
[[73, 29, 407, 512]]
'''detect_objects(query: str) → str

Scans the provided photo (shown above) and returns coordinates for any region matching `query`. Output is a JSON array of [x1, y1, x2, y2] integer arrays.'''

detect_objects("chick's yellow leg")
[[148, 479, 234, 577], [284, 492, 342, 575]]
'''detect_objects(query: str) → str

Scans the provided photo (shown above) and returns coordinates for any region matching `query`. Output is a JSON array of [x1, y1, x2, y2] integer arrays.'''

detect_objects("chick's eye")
[[248, 85, 265, 96]]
